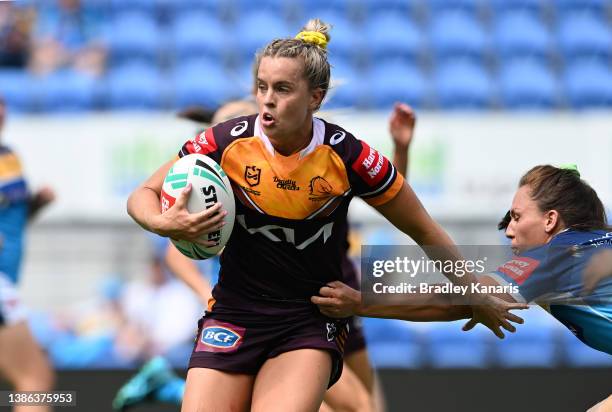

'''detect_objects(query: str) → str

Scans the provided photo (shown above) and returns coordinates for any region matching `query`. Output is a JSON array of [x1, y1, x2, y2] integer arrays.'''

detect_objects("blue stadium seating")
[[234, 12, 292, 60], [107, 63, 167, 109], [368, 62, 429, 109], [499, 59, 559, 109], [494, 11, 553, 60], [557, 14, 612, 60], [434, 60, 494, 108], [560, 331, 612, 367], [362, 318, 424, 368], [429, 11, 490, 61], [172, 60, 240, 109], [107, 12, 164, 64], [365, 13, 424, 62], [325, 61, 369, 109], [428, 0, 485, 13], [557, 0, 610, 14], [564, 60, 612, 108], [170, 12, 229, 62], [0, 70, 34, 112], [313, 10, 365, 64], [491, 0, 546, 14], [109, 0, 159, 15], [494, 321, 559, 367], [35, 70, 98, 112], [426, 322, 492, 368], [361, 0, 418, 16]]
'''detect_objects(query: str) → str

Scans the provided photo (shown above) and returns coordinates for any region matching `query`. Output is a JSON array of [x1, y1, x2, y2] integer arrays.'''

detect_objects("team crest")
[[309, 176, 333, 201], [245, 165, 261, 187]]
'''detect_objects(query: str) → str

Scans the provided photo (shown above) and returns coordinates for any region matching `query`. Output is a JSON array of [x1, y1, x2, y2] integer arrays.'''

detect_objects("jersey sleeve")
[[325, 123, 404, 206], [488, 245, 566, 303], [178, 115, 256, 164]]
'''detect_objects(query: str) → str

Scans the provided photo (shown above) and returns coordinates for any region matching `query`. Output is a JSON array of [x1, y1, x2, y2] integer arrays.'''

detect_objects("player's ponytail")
[[519, 165, 609, 231], [253, 18, 332, 111]]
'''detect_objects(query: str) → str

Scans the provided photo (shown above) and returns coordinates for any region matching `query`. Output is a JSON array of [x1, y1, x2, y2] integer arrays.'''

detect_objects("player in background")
[[583, 249, 612, 295], [127, 19, 525, 411], [0, 97, 56, 412], [312, 165, 612, 356]]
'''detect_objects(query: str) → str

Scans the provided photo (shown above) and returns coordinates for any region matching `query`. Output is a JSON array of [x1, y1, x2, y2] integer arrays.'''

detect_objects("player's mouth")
[[262, 112, 276, 127]]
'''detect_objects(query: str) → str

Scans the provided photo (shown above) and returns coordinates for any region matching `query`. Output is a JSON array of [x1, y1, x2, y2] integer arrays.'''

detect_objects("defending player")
[[313, 165, 612, 356], [127, 19, 525, 411], [0, 97, 56, 412]]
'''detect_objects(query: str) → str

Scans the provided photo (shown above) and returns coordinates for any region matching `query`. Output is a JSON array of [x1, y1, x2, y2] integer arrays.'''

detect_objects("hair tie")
[[559, 163, 580, 177], [295, 31, 328, 49]]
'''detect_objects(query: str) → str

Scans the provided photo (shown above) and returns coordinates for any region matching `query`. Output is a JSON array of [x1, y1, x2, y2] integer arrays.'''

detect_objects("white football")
[[160, 154, 235, 259]]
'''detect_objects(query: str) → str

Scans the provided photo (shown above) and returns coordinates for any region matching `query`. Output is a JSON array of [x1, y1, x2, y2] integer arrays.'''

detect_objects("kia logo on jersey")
[[245, 165, 261, 187]]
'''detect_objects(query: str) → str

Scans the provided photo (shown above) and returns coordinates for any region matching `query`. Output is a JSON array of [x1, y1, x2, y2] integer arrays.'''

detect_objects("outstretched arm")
[[389, 102, 416, 179]]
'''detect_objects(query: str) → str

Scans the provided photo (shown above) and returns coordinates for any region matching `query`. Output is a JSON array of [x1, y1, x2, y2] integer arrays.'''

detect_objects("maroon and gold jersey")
[[179, 114, 403, 313]]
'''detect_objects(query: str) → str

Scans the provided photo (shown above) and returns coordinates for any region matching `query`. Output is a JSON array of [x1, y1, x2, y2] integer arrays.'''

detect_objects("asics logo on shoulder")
[[329, 131, 346, 145], [231, 121, 249, 136]]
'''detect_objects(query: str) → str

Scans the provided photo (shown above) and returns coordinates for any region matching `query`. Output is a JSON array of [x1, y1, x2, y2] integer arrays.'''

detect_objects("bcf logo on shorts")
[[195, 320, 245, 353]]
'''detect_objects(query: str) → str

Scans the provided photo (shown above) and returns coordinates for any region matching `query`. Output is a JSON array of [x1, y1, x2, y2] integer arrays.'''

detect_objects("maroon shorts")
[[188, 312, 349, 388], [345, 316, 367, 356]]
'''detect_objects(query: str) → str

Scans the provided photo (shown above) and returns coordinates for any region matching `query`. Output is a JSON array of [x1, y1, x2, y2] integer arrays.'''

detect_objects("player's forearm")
[[127, 186, 162, 233], [358, 303, 471, 322], [166, 245, 212, 304]]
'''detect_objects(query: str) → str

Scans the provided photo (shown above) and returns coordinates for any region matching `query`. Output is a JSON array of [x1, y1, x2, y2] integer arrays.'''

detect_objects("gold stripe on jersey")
[[364, 173, 404, 206], [221, 137, 351, 220]]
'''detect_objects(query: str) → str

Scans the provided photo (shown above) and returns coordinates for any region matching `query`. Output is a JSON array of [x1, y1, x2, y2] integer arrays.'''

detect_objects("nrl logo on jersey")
[[308, 176, 333, 201], [245, 165, 261, 187]]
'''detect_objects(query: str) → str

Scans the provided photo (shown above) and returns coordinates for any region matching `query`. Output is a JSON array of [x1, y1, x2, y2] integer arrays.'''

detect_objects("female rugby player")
[[127, 19, 524, 411]]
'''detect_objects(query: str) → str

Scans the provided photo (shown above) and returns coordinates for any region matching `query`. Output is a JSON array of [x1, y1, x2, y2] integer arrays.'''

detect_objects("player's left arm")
[[165, 243, 213, 306], [27, 185, 55, 220]]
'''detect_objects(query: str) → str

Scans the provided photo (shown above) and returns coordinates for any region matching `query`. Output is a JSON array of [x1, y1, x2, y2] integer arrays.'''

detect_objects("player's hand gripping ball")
[[161, 154, 235, 259]]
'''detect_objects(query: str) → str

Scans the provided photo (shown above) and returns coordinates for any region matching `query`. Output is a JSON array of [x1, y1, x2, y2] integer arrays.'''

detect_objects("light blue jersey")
[[0, 145, 29, 283]]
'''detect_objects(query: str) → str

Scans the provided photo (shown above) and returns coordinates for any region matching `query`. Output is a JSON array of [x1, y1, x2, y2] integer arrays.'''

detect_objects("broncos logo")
[[309, 176, 333, 201]]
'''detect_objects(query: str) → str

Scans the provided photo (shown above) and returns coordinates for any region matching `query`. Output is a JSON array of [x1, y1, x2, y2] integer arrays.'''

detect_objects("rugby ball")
[[160, 154, 235, 259]]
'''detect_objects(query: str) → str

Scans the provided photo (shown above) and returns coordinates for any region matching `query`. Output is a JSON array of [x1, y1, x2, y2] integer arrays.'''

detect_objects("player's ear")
[[309, 87, 324, 111], [544, 210, 561, 234]]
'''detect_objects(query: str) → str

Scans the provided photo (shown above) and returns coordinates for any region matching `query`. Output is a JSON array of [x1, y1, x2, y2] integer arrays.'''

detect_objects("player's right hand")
[[153, 183, 227, 246], [464, 294, 528, 339]]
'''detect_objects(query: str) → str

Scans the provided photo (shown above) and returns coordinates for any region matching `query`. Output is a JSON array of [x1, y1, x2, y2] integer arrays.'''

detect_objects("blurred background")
[[0, 0, 611, 410]]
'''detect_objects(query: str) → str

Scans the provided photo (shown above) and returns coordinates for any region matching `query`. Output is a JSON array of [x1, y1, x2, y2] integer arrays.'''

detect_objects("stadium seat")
[[313, 10, 364, 64], [490, 0, 546, 14], [362, 318, 424, 368], [429, 11, 490, 61], [494, 11, 554, 61], [107, 63, 167, 109], [234, 12, 292, 60], [172, 60, 240, 110], [324, 61, 369, 109], [368, 62, 429, 109], [427, 0, 484, 13], [364, 13, 424, 63], [556, 0, 609, 14], [107, 12, 164, 64], [560, 331, 612, 367], [434, 60, 494, 109], [0, 70, 34, 112], [35, 70, 99, 112], [109, 0, 160, 15], [170, 12, 230, 61], [426, 322, 492, 368], [494, 322, 559, 367], [165, 0, 229, 19], [499, 59, 559, 109], [557, 14, 612, 60], [564, 60, 612, 109], [361, 0, 418, 16]]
